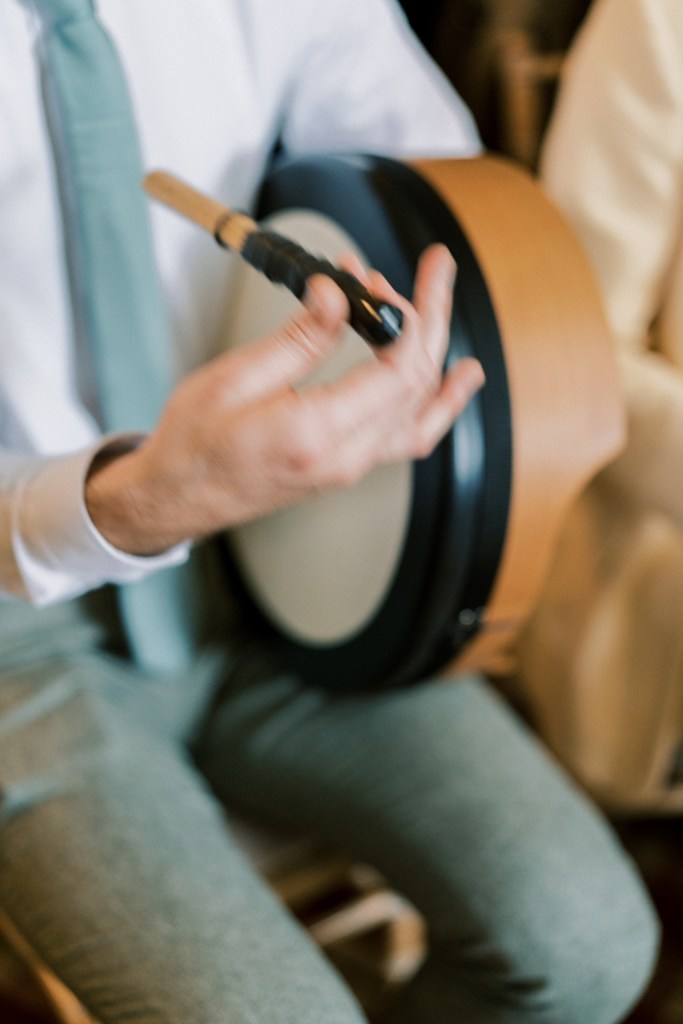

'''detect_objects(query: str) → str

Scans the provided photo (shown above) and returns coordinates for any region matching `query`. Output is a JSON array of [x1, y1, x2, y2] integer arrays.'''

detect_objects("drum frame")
[[227, 154, 625, 689]]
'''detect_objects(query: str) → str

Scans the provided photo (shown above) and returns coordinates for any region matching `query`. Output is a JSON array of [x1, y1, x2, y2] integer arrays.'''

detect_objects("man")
[[0, 1, 658, 1022]]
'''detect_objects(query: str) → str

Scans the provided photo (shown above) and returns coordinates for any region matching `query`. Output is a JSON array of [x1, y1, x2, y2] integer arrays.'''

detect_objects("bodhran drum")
[[223, 153, 624, 692]]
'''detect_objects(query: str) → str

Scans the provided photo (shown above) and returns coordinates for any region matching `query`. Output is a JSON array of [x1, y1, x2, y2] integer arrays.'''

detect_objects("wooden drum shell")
[[414, 157, 625, 676]]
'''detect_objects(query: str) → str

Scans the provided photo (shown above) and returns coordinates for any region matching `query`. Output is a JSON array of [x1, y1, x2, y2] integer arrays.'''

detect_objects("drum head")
[[224, 154, 511, 690], [226, 211, 414, 645]]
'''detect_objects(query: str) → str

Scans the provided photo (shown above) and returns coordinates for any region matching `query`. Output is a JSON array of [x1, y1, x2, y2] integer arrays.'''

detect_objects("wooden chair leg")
[[0, 907, 96, 1024], [493, 28, 564, 169]]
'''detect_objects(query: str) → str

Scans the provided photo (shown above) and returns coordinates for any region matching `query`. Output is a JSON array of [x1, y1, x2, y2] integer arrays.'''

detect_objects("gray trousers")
[[0, 590, 658, 1024]]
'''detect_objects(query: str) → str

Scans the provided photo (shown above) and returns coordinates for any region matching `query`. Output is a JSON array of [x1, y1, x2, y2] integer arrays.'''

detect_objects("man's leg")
[[0, 601, 366, 1024], [195, 669, 659, 1024]]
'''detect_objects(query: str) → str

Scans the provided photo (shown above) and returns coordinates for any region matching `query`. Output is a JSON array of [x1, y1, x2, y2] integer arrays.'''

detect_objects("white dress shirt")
[[0, 0, 480, 605]]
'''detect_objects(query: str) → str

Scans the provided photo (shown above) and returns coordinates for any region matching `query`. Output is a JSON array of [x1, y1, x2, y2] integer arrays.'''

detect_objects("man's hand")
[[85, 244, 484, 555]]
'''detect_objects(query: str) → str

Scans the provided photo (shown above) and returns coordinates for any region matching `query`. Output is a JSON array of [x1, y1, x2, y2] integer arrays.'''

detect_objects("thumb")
[[304, 271, 351, 327]]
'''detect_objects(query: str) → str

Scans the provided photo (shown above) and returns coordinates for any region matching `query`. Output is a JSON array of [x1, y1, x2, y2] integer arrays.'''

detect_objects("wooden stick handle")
[[143, 170, 256, 250]]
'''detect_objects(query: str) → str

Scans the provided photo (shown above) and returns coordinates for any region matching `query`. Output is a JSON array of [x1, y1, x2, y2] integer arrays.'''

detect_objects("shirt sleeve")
[[278, 0, 482, 159], [0, 436, 189, 606], [540, 0, 683, 527]]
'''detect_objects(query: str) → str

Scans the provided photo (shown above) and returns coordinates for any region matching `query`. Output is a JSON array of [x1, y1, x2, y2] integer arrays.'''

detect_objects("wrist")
[[85, 438, 186, 556]]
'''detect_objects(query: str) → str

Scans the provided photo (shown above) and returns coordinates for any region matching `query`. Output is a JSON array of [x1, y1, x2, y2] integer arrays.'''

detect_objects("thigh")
[[196, 671, 657, 994], [0, 644, 365, 1024]]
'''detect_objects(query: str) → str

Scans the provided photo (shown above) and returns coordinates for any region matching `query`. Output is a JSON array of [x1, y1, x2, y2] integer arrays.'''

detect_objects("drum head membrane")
[[224, 210, 413, 645]]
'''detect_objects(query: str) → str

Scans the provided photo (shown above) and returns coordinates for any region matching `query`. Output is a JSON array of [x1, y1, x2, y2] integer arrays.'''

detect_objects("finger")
[[410, 244, 457, 365], [337, 251, 370, 287], [288, 341, 443, 480], [335, 246, 456, 365], [210, 274, 349, 408], [295, 356, 485, 490], [364, 246, 454, 400], [304, 249, 461, 435], [412, 243, 456, 311], [303, 343, 431, 437], [397, 357, 485, 461], [348, 249, 454, 386], [336, 254, 405, 307], [335, 256, 416, 357]]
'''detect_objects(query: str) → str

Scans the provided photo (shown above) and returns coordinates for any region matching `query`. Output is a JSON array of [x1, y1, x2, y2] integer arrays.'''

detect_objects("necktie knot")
[[33, 0, 94, 27]]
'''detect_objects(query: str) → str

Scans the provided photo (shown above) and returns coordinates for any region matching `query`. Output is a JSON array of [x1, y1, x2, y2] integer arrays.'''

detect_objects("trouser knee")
[[427, 882, 659, 1024], [540, 891, 660, 1024]]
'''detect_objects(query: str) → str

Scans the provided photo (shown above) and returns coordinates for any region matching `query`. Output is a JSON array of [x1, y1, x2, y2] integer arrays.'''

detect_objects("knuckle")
[[411, 423, 440, 461], [282, 416, 328, 477], [413, 435, 436, 461], [330, 459, 366, 490], [403, 352, 440, 400], [280, 314, 335, 362]]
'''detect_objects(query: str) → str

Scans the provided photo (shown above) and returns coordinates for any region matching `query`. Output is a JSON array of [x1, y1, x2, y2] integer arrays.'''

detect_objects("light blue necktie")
[[35, 0, 202, 671]]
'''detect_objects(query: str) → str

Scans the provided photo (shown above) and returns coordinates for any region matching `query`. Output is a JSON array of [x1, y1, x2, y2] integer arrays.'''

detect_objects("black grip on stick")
[[241, 229, 403, 346]]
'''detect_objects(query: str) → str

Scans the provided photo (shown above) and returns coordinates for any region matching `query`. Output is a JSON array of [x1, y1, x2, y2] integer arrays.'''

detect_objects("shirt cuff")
[[12, 435, 190, 605]]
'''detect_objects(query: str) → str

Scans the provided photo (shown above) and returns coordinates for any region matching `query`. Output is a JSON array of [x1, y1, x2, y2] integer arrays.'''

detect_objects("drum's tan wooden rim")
[[412, 156, 625, 676]]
